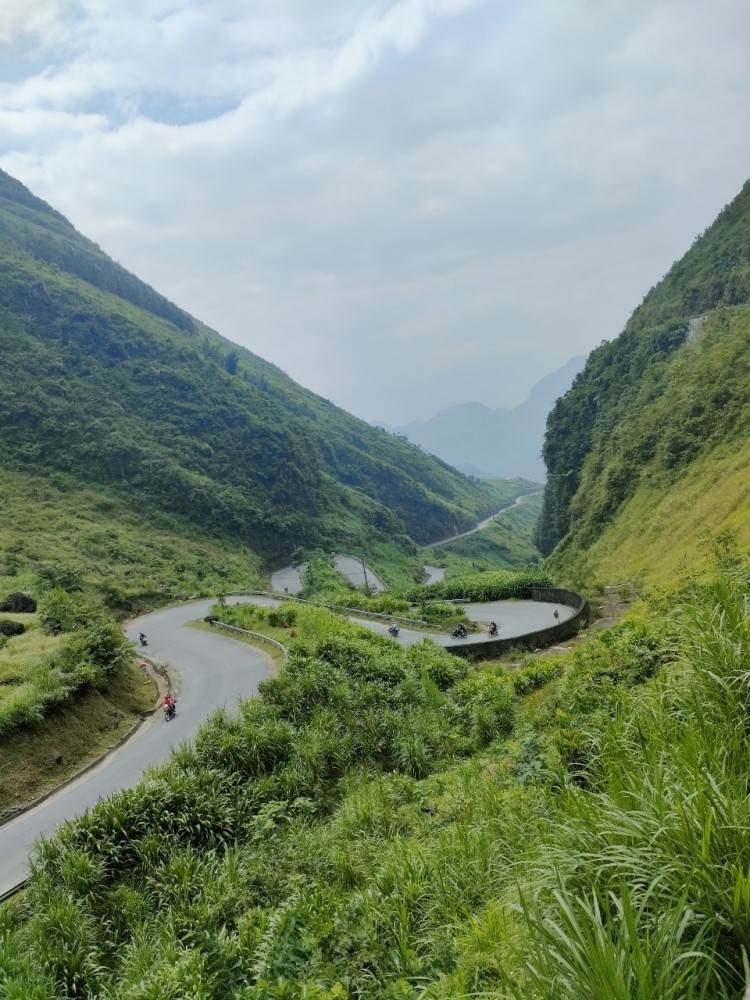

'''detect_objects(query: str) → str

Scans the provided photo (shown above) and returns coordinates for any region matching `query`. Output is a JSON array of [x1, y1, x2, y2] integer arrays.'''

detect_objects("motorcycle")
[[388, 624, 401, 638], [163, 700, 176, 721], [488, 623, 499, 637], [139, 633, 148, 648], [451, 624, 468, 640]]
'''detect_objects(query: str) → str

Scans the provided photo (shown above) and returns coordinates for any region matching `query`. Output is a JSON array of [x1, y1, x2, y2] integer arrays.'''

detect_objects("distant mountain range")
[[396, 356, 585, 481]]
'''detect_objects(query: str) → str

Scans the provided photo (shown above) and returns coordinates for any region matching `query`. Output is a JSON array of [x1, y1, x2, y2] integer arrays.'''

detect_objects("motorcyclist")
[[452, 623, 468, 639], [488, 621, 498, 636], [139, 632, 147, 647], [163, 693, 176, 719], [388, 623, 400, 637]]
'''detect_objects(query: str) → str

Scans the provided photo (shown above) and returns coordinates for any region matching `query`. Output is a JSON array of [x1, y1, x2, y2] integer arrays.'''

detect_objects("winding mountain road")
[[0, 586, 573, 896], [0, 598, 271, 898], [424, 489, 543, 549]]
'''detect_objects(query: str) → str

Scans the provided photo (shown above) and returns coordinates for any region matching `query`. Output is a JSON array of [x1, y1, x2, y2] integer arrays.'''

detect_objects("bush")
[[0, 618, 26, 637], [0, 590, 36, 613], [39, 588, 101, 635], [406, 569, 552, 603], [511, 659, 563, 696], [267, 608, 297, 628], [418, 601, 465, 623], [450, 672, 516, 748]]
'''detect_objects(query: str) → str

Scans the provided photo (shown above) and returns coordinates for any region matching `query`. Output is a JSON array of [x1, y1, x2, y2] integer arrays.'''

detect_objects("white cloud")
[[1, 0, 749, 423]]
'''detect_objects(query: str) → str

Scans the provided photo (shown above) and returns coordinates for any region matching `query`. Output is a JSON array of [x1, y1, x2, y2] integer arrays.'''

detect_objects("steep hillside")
[[0, 169, 505, 572], [398, 356, 584, 481], [538, 179, 750, 580]]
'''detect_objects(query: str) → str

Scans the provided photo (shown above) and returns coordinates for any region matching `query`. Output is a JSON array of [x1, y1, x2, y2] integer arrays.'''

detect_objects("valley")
[[0, 166, 748, 999]]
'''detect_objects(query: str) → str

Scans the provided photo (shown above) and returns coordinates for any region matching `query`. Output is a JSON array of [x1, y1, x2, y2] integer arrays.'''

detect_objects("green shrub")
[[450, 672, 516, 748], [511, 659, 563, 696], [0, 618, 25, 637], [0, 590, 36, 612], [406, 569, 552, 603], [418, 600, 463, 623]]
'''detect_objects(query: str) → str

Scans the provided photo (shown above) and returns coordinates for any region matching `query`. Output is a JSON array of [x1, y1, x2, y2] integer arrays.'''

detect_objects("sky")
[[1, 1, 749, 425]]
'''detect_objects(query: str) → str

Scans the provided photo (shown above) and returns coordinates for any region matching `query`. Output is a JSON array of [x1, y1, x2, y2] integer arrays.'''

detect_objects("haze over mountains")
[[0, 168, 507, 574], [396, 357, 585, 482]]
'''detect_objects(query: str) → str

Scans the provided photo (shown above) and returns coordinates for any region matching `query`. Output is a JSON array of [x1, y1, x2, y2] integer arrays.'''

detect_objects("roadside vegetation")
[[0, 585, 154, 814], [0, 468, 265, 614], [0, 589, 128, 737], [0, 661, 154, 815], [4, 555, 746, 997], [293, 562, 550, 627], [406, 568, 552, 603]]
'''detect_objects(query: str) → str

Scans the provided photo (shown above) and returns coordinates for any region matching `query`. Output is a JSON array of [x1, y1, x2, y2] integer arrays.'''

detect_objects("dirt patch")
[[0, 661, 157, 819]]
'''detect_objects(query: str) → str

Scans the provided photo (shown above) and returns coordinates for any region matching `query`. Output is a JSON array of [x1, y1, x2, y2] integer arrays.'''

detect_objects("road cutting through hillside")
[[0, 588, 573, 897], [424, 489, 544, 548]]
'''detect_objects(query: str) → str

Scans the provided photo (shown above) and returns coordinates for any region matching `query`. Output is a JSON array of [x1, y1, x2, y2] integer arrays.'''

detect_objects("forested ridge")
[[537, 179, 750, 564], [0, 169, 502, 563]]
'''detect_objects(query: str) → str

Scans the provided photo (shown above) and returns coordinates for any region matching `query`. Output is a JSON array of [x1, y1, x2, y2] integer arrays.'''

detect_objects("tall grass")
[[0, 593, 128, 736], [2, 573, 748, 997]]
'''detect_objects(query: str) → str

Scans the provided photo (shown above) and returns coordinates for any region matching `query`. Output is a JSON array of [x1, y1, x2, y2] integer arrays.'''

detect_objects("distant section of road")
[[423, 565, 446, 585], [333, 555, 387, 594], [270, 565, 306, 595], [424, 490, 544, 549], [270, 555, 386, 596]]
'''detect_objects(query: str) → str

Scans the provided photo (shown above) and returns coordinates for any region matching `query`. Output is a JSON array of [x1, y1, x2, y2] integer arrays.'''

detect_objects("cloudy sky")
[[1, 1, 749, 425]]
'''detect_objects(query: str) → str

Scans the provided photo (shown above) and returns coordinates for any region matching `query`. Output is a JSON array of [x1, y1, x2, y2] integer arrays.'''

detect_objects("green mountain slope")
[[537, 179, 750, 580], [0, 169, 504, 568]]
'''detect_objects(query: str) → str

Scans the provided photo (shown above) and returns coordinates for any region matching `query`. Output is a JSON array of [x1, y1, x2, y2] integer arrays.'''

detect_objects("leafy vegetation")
[[538, 178, 750, 568], [406, 568, 552, 603], [0, 468, 267, 613], [0, 168, 508, 574], [0, 590, 128, 737], [4, 559, 749, 996], [0, 660, 155, 814]]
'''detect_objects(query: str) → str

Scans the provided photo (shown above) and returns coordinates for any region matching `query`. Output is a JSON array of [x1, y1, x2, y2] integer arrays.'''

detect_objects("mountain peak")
[[396, 357, 585, 480]]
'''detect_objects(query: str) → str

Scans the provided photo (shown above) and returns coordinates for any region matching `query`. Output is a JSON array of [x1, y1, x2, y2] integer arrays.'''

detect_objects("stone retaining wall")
[[445, 586, 589, 660]]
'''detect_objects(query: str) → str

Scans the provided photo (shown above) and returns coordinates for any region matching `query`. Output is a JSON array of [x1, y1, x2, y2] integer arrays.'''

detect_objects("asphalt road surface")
[[0, 597, 271, 897], [423, 564, 446, 584], [270, 564, 306, 595], [333, 555, 387, 593], [425, 490, 543, 549], [0, 590, 573, 895]]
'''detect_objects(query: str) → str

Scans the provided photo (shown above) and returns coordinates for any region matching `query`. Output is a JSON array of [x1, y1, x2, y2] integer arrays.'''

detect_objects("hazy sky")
[[1, 1, 749, 425]]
